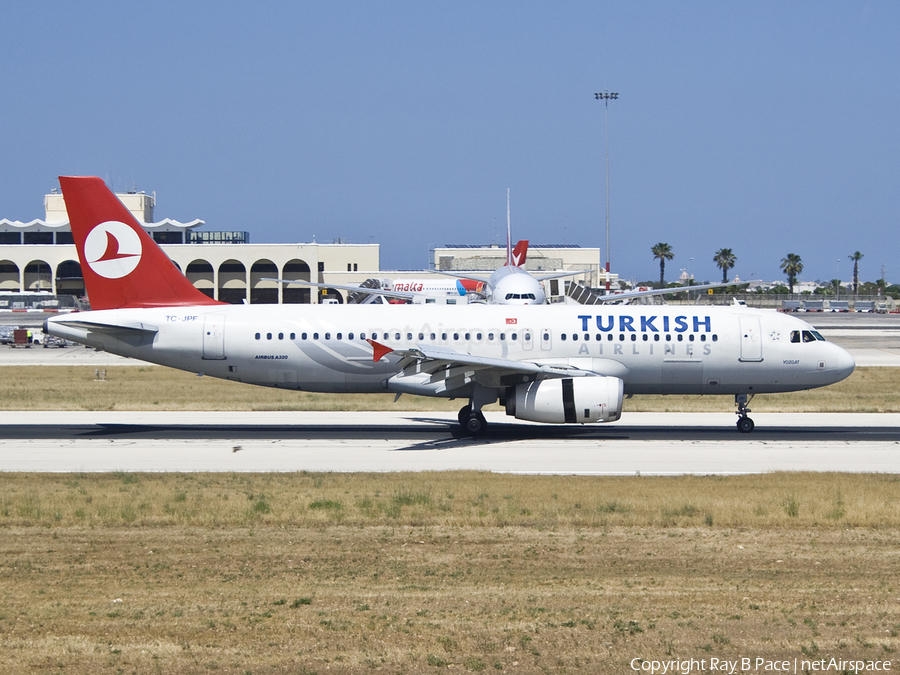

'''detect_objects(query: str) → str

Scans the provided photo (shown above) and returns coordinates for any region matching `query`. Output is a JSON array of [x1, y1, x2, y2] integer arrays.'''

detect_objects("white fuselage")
[[47, 303, 854, 399]]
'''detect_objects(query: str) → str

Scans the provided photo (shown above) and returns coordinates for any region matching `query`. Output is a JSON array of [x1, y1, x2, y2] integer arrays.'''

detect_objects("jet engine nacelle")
[[505, 376, 624, 424]]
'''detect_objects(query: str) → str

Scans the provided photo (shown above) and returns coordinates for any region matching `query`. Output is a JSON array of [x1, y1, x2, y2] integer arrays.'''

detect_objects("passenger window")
[[488, 333, 495, 341], [313, 333, 319, 340], [348, 333, 354, 340], [712, 334, 718, 342], [666, 334, 672, 342], [301, 332, 307, 340], [290, 333, 296, 340], [278, 333, 284, 340], [677, 334, 683, 342], [607, 334, 613, 341], [465, 333, 471, 340], [453, 333, 459, 341], [255, 333, 260, 340], [500, 333, 506, 340], [442, 333, 447, 340], [689, 334, 695, 342], [642, 334, 648, 341], [631, 334, 637, 342], [407, 333, 412, 340], [654, 334, 660, 341], [476, 333, 482, 340], [430, 333, 436, 340], [511, 333, 517, 341], [418, 333, 424, 340], [336, 333, 342, 340], [267, 333, 272, 340], [700, 334, 706, 342], [561, 334, 567, 341], [394, 333, 401, 341], [325, 333, 331, 340]]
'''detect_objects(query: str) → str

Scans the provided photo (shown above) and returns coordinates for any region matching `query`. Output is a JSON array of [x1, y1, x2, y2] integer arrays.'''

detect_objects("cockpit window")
[[791, 329, 827, 344]]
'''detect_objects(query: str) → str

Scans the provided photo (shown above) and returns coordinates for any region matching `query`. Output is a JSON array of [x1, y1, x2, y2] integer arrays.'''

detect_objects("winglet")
[[367, 338, 393, 362]]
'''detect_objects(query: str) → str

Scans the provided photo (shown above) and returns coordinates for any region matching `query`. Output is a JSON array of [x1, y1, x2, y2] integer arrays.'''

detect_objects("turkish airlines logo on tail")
[[84, 221, 142, 279]]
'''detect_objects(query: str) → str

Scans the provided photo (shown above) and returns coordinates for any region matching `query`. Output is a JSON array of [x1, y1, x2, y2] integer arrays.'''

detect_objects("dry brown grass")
[[0, 365, 896, 412], [1, 473, 900, 673]]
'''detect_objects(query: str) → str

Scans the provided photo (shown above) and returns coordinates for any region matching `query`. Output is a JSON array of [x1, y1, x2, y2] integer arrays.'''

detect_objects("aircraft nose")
[[832, 345, 856, 382]]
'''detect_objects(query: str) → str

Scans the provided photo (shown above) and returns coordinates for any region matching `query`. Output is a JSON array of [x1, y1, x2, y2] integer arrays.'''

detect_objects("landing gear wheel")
[[734, 393, 755, 434], [457, 405, 471, 428], [465, 411, 487, 436]]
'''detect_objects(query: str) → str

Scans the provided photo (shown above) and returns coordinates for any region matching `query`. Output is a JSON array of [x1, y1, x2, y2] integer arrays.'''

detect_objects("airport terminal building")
[[0, 189, 380, 307], [0, 187, 606, 307]]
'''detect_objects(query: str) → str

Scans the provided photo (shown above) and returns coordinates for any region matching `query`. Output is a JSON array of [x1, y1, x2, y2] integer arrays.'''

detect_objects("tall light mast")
[[595, 91, 618, 293]]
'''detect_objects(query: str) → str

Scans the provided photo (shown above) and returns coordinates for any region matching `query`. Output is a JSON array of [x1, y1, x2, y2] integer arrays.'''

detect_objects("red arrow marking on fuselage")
[[367, 338, 393, 362]]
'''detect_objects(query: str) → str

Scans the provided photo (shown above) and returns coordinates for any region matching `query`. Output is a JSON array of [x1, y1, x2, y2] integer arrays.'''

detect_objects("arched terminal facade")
[[0, 189, 379, 306]]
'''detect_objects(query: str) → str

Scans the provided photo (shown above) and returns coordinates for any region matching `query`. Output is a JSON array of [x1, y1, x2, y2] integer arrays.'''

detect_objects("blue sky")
[[2, 1, 897, 285]]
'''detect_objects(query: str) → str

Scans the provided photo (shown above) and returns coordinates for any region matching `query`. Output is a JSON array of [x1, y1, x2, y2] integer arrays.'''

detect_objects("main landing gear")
[[735, 393, 755, 433], [458, 405, 487, 436], [457, 385, 496, 436]]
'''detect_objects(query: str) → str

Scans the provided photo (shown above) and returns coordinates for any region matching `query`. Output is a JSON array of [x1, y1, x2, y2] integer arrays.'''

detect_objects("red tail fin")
[[511, 240, 529, 267], [59, 176, 223, 310]]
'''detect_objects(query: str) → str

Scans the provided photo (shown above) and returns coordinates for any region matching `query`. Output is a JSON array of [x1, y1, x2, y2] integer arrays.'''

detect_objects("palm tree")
[[831, 279, 841, 298], [780, 253, 803, 294], [651, 243, 674, 289], [849, 251, 863, 294], [713, 248, 737, 283]]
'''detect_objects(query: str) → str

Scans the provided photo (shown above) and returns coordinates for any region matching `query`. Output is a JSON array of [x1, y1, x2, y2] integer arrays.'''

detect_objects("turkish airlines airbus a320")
[[46, 177, 855, 435]]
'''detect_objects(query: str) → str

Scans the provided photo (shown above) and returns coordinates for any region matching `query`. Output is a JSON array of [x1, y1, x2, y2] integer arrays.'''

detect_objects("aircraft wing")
[[435, 268, 592, 283], [368, 339, 598, 391], [262, 278, 418, 301], [531, 269, 594, 281], [429, 270, 494, 285], [591, 280, 750, 303]]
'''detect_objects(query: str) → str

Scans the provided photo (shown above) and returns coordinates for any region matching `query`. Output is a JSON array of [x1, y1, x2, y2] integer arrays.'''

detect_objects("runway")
[[2, 411, 899, 474]]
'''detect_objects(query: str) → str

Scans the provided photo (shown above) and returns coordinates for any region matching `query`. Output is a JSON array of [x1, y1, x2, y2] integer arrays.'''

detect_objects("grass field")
[[0, 364, 897, 412], [1, 472, 899, 674]]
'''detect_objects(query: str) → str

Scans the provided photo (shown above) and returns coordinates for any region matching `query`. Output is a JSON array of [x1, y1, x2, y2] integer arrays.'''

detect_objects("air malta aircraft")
[[46, 177, 855, 435], [282, 236, 567, 306]]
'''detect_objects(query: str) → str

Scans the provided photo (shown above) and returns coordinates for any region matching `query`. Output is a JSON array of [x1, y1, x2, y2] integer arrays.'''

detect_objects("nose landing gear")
[[735, 393, 755, 433]]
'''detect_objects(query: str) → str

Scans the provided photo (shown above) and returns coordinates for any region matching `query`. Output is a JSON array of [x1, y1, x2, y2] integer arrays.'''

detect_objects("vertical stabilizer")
[[59, 176, 224, 310]]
